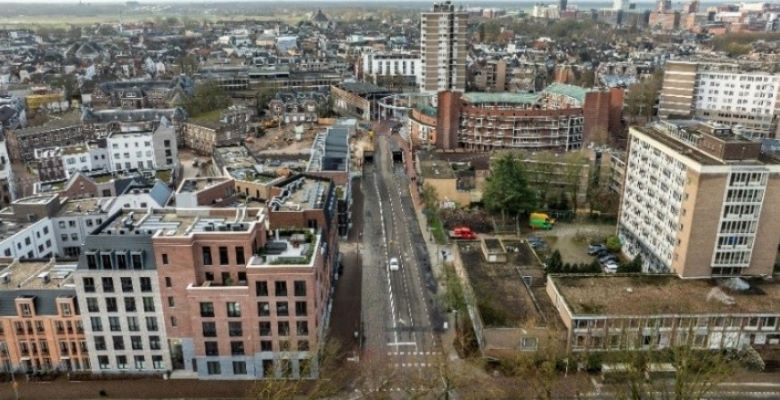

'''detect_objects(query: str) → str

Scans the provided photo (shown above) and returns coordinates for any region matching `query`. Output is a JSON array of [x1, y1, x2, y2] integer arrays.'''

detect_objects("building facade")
[[658, 60, 780, 139], [618, 122, 780, 277], [420, 1, 468, 94]]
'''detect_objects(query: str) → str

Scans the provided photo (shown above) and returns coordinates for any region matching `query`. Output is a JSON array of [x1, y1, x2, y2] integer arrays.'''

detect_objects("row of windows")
[[97, 354, 165, 370], [85, 252, 145, 271], [93, 335, 161, 351], [197, 246, 246, 266], [84, 277, 154, 294], [86, 296, 156, 313], [255, 280, 307, 297], [202, 320, 310, 339], [90, 316, 158, 332], [573, 316, 778, 331]]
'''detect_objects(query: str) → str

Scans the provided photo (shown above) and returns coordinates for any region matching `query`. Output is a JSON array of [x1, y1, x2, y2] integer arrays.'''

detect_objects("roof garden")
[[251, 229, 320, 267]]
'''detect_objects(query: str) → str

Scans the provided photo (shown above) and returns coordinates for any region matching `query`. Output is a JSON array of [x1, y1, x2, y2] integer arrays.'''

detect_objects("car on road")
[[588, 244, 607, 255], [388, 257, 400, 271]]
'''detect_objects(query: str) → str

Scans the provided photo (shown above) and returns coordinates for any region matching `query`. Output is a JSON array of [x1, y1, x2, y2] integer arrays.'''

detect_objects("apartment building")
[[658, 60, 780, 138], [361, 52, 420, 87], [5, 112, 87, 162], [183, 108, 252, 155], [420, 1, 468, 94], [0, 135, 14, 207], [74, 213, 171, 374], [618, 121, 780, 277], [547, 275, 780, 353], [106, 122, 177, 172], [0, 259, 88, 372]]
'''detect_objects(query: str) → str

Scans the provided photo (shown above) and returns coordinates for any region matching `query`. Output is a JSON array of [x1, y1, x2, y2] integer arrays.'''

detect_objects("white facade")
[[618, 130, 688, 273], [0, 137, 15, 202], [362, 53, 419, 83], [108, 131, 157, 172], [695, 72, 779, 121], [75, 268, 171, 374], [61, 143, 109, 178], [0, 218, 57, 260]]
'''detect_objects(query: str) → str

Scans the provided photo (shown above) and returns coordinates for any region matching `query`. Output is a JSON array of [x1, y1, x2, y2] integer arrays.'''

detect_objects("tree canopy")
[[483, 153, 537, 217], [184, 80, 232, 117]]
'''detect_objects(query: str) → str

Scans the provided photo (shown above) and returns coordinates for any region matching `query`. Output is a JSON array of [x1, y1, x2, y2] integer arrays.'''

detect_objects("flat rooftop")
[[13, 194, 58, 206], [178, 177, 232, 193], [251, 229, 319, 267], [56, 197, 105, 216], [272, 176, 330, 212], [552, 275, 780, 316], [420, 160, 455, 179], [0, 260, 76, 289], [634, 126, 725, 166], [99, 210, 254, 237]]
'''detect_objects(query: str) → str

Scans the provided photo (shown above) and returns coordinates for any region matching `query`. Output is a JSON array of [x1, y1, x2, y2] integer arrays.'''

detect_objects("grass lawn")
[[428, 213, 448, 245]]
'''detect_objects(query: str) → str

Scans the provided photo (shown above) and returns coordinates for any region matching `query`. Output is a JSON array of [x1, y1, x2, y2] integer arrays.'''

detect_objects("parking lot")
[[527, 223, 617, 265]]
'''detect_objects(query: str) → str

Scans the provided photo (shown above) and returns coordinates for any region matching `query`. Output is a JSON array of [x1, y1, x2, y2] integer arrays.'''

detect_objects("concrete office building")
[[547, 275, 780, 353], [74, 213, 171, 374], [420, 1, 468, 94], [361, 52, 420, 87], [618, 121, 780, 277], [658, 60, 780, 139]]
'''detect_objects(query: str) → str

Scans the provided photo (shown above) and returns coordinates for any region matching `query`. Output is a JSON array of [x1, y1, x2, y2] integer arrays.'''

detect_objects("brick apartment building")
[[430, 83, 623, 152]]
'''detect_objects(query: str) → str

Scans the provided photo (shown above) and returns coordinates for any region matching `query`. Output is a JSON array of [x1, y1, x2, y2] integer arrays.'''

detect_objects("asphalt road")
[[359, 124, 443, 390]]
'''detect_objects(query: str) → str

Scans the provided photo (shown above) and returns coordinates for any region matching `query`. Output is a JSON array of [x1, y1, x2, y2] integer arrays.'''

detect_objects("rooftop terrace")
[[251, 229, 319, 267], [271, 176, 330, 212], [177, 177, 232, 193]]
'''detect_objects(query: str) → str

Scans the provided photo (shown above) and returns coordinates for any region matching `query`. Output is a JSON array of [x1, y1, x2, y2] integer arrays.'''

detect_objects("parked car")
[[599, 254, 618, 264], [388, 257, 400, 271], [593, 248, 610, 258], [527, 236, 546, 249], [603, 261, 619, 273], [588, 244, 607, 255]]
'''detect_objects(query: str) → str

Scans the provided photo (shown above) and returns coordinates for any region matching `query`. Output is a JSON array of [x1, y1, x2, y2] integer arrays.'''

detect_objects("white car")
[[603, 261, 619, 273], [389, 257, 400, 271]]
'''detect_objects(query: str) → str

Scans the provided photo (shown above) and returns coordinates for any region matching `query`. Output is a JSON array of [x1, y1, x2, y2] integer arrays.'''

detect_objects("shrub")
[[605, 235, 622, 252]]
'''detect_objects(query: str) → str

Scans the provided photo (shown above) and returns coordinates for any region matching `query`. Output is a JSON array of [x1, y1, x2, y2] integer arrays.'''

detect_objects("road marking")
[[387, 341, 417, 347]]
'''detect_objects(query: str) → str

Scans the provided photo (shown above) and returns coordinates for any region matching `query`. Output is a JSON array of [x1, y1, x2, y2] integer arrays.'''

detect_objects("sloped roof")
[[543, 83, 588, 103], [463, 92, 539, 105]]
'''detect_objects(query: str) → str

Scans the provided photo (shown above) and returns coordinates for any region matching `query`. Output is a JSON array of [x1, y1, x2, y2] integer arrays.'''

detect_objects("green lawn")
[[428, 213, 448, 245]]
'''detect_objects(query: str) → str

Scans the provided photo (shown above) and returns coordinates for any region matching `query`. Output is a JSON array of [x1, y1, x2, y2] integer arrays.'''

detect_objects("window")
[[297, 321, 309, 336], [205, 341, 219, 356], [94, 336, 106, 351], [149, 336, 161, 350], [87, 298, 99, 312], [295, 301, 307, 317], [125, 297, 136, 312], [235, 247, 245, 265], [121, 277, 133, 292], [167, 297, 175, 307], [278, 321, 290, 336], [207, 361, 221, 375], [261, 340, 272, 351], [131, 253, 143, 270], [202, 247, 212, 265], [145, 317, 158, 331], [200, 302, 214, 317], [162, 254, 169, 265], [140, 277, 152, 292], [294, 281, 306, 297], [276, 302, 289, 317], [165, 277, 172, 288], [203, 322, 217, 337], [127, 317, 139, 331], [152, 355, 164, 369], [101, 277, 114, 292], [98, 355, 110, 370], [60, 303, 72, 317], [227, 302, 241, 318], [230, 341, 245, 356], [116, 253, 127, 269], [219, 246, 229, 265], [298, 340, 310, 351], [259, 322, 271, 336], [90, 317, 103, 332], [143, 297, 155, 312], [109, 316, 121, 331], [233, 361, 247, 375], [83, 277, 95, 292], [258, 302, 270, 317], [105, 298, 117, 312], [131, 336, 143, 350], [112, 336, 124, 350], [275, 281, 287, 296], [256, 281, 269, 296], [101, 254, 113, 270], [134, 355, 146, 369], [228, 321, 242, 337]]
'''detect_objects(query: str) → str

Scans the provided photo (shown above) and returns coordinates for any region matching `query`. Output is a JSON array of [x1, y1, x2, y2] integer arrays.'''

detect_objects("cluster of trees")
[[546, 250, 602, 273], [483, 153, 536, 220], [624, 70, 664, 122], [183, 80, 232, 118]]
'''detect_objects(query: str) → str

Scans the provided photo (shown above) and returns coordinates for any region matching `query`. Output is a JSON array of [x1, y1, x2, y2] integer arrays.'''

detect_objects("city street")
[[359, 123, 443, 390]]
